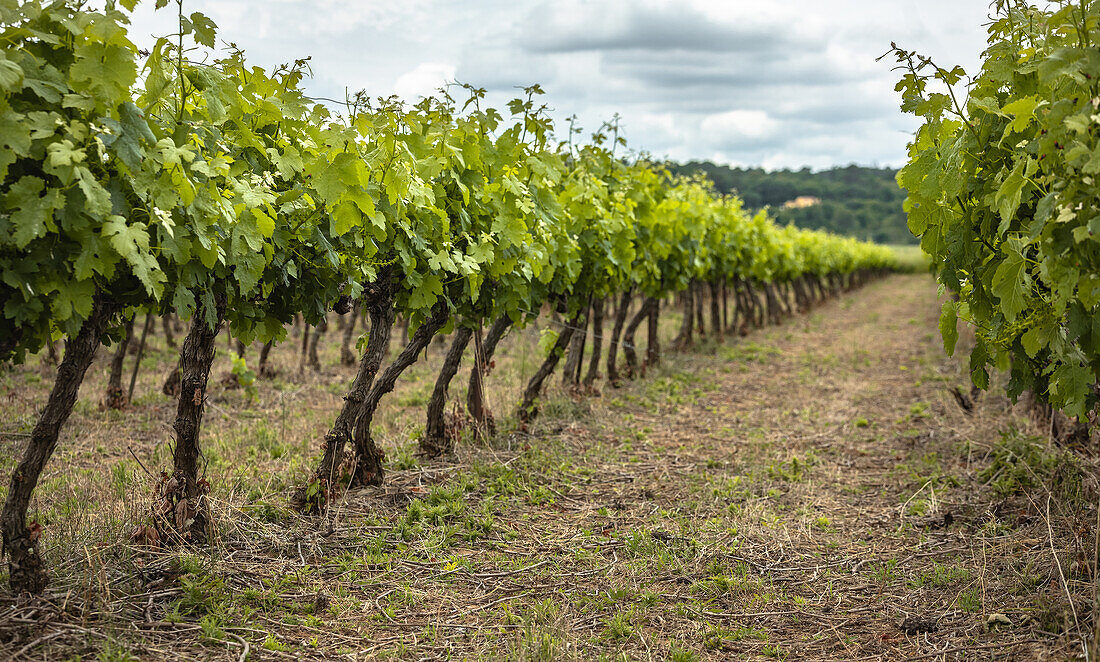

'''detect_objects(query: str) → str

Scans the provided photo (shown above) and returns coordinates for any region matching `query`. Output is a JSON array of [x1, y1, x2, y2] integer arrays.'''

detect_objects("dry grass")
[[0, 274, 1096, 661]]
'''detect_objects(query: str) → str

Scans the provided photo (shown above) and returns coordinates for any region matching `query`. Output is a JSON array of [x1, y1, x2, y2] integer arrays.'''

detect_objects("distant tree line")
[[665, 162, 913, 245]]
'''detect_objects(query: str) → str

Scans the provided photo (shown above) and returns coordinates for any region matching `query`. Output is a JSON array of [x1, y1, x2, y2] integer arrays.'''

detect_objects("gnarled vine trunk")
[[561, 302, 589, 387], [709, 280, 722, 339], [162, 315, 177, 349], [694, 281, 706, 338], [644, 297, 660, 368], [672, 286, 693, 350], [621, 298, 649, 377], [582, 297, 605, 388], [340, 300, 361, 365], [257, 340, 275, 377], [421, 324, 473, 457], [518, 309, 582, 423], [307, 317, 326, 371], [105, 315, 135, 409], [605, 290, 632, 387], [127, 313, 154, 404], [2, 295, 116, 594], [350, 304, 450, 487], [466, 314, 514, 434], [168, 298, 226, 544], [293, 280, 395, 513]]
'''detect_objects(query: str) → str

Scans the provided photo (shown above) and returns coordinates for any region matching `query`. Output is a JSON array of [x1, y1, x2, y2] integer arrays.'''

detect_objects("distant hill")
[[665, 162, 914, 245]]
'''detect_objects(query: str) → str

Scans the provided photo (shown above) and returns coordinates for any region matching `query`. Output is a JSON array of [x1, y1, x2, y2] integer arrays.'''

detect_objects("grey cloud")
[[600, 50, 858, 92], [520, 3, 821, 55]]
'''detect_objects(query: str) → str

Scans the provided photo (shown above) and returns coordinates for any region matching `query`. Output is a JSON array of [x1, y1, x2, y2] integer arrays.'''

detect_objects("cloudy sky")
[[126, 1, 991, 171]]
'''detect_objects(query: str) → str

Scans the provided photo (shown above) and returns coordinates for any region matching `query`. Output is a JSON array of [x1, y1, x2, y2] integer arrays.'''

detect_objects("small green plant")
[[97, 641, 140, 662], [199, 613, 227, 644], [979, 431, 1083, 501], [871, 559, 899, 584], [958, 587, 981, 613], [602, 609, 635, 641], [767, 454, 815, 482], [228, 350, 257, 400], [668, 643, 700, 662], [263, 634, 290, 652], [110, 461, 131, 499], [912, 562, 971, 588]]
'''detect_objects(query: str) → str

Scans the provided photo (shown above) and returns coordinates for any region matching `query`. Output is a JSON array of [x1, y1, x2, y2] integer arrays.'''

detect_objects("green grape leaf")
[[939, 300, 959, 356], [0, 53, 24, 90], [253, 208, 275, 239], [51, 279, 95, 322], [69, 42, 136, 100], [1021, 320, 1055, 359], [7, 176, 60, 248], [995, 161, 1027, 228], [991, 241, 1030, 322], [407, 274, 443, 310], [331, 200, 361, 236], [74, 168, 112, 216], [189, 12, 218, 48], [1049, 362, 1092, 419], [102, 216, 164, 297], [1001, 96, 1039, 134], [114, 102, 156, 170]]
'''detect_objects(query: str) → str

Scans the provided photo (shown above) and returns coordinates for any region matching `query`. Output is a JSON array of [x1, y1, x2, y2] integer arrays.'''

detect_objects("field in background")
[[886, 245, 930, 274]]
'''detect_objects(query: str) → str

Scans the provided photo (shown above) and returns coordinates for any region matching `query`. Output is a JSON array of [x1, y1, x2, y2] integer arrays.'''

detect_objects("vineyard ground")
[[0, 274, 1094, 661]]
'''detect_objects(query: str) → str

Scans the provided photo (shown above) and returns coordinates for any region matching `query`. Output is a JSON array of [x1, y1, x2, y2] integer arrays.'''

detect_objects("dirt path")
[[0, 274, 1090, 661]]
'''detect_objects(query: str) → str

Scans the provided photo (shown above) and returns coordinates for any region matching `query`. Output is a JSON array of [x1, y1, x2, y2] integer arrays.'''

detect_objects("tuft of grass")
[[601, 609, 635, 641], [979, 430, 1083, 502], [911, 562, 971, 588]]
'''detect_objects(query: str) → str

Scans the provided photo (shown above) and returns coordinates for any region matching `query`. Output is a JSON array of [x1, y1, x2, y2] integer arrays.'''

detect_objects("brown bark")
[[764, 283, 781, 325], [257, 340, 275, 377], [349, 304, 450, 487], [749, 282, 766, 328], [561, 303, 589, 387], [293, 281, 396, 513], [307, 316, 327, 371], [621, 298, 649, 377], [421, 325, 473, 457], [127, 313, 154, 404], [644, 297, 660, 368], [104, 315, 135, 409], [169, 298, 226, 544], [709, 280, 722, 339], [582, 297, 605, 388], [725, 280, 740, 337], [466, 314, 513, 433], [605, 290, 632, 387], [694, 281, 706, 338], [3, 295, 116, 594], [721, 280, 729, 332], [672, 286, 693, 350], [162, 362, 181, 397], [298, 323, 310, 373], [162, 315, 177, 349], [340, 300, 361, 365], [517, 311, 581, 423]]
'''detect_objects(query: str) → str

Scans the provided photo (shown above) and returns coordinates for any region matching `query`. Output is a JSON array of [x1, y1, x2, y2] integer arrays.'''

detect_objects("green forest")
[[667, 162, 912, 244]]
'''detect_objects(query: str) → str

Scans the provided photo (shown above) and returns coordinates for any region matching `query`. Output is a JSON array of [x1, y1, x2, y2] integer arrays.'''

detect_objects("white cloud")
[[394, 63, 457, 101], [122, 0, 991, 170]]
